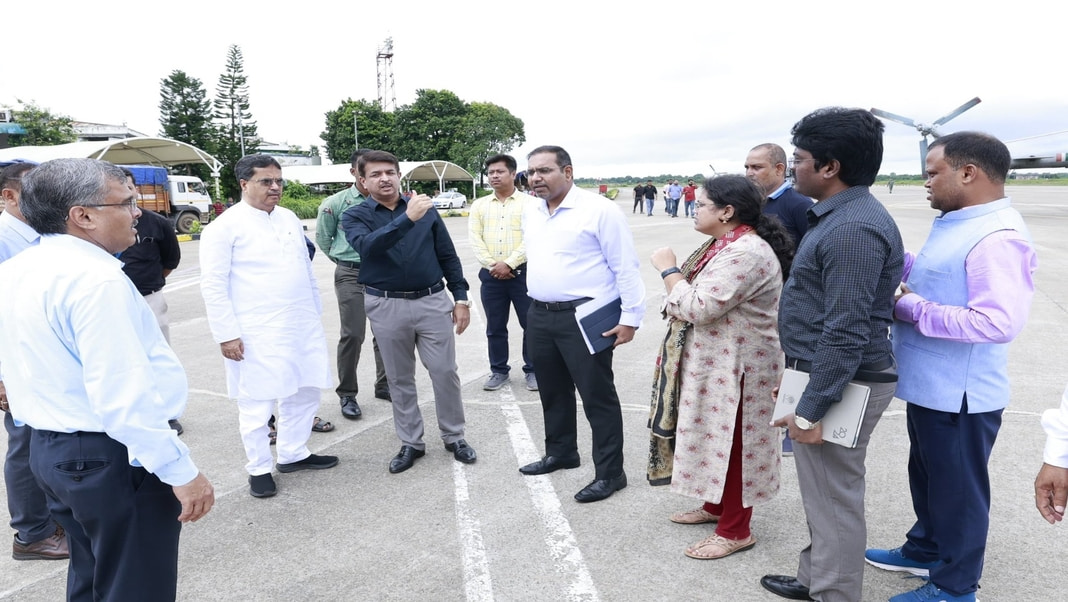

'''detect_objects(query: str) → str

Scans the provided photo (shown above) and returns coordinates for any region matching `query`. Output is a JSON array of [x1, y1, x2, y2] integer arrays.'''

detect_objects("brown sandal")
[[684, 534, 756, 560], [670, 507, 721, 524]]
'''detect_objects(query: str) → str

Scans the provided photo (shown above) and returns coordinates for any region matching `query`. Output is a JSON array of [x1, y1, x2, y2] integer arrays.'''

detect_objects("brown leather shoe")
[[13, 526, 69, 561]]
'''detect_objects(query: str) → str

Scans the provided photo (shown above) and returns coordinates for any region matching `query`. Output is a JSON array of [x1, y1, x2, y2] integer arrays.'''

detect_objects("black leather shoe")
[[388, 445, 425, 474], [519, 455, 581, 476], [759, 575, 814, 601], [445, 439, 477, 464], [375, 387, 392, 402], [574, 472, 627, 503], [340, 396, 362, 419]]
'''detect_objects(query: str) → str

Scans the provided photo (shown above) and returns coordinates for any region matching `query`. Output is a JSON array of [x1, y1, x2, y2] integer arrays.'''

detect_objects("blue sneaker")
[[865, 547, 938, 576], [889, 581, 976, 602]]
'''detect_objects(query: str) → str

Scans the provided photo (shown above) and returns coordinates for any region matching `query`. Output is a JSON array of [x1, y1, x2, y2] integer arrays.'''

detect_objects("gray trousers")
[[794, 379, 896, 602], [365, 290, 465, 449], [335, 264, 387, 397], [5, 412, 54, 543]]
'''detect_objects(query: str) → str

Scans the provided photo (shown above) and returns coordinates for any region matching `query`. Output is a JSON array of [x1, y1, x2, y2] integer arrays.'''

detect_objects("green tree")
[[320, 98, 395, 162], [7, 100, 77, 146], [449, 101, 525, 184], [212, 44, 258, 201], [392, 89, 468, 161], [158, 70, 215, 180]]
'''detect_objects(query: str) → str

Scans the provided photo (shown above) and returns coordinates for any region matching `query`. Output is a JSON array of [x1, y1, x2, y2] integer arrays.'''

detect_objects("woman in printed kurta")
[[648, 175, 794, 559]]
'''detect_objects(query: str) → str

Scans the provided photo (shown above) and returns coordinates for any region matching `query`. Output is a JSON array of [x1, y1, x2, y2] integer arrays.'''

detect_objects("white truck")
[[126, 165, 213, 234]]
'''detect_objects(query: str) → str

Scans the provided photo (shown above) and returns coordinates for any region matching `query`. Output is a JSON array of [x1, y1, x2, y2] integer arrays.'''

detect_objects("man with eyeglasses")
[[518, 145, 645, 503], [0, 158, 214, 600], [762, 108, 903, 602], [0, 160, 70, 563], [200, 154, 337, 499]]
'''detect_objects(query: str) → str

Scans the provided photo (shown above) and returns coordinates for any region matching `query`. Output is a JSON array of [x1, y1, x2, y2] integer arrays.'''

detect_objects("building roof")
[[283, 160, 475, 189]]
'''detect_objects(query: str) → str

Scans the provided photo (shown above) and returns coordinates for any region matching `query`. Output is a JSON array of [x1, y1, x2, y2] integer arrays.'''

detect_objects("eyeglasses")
[[83, 199, 139, 212], [694, 202, 715, 211], [250, 178, 285, 188], [787, 158, 817, 168]]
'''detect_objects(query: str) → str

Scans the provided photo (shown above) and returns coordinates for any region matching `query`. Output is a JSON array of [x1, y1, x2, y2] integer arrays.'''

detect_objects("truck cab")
[[168, 175, 212, 234]]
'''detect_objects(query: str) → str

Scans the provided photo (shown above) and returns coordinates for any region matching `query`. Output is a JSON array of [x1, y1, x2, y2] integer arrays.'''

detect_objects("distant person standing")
[[682, 179, 697, 217], [519, 145, 645, 504], [667, 180, 683, 217], [315, 149, 390, 423], [632, 182, 644, 214], [0, 160, 69, 563], [643, 180, 657, 216], [469, 154, 536, 392], [118, 168, 184, 435], [887, 177, 895, 194], [200, 154, 338, 499]]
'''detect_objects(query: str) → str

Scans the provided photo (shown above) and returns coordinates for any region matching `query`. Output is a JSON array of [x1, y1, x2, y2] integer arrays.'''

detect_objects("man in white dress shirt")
[[517, 145, 645, 503], [0, 158, 214, 600], [200, 154, 337, 498]]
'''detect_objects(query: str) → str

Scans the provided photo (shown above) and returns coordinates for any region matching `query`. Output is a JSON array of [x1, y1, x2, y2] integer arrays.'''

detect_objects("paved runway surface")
[[2, 185, 1065, 601]]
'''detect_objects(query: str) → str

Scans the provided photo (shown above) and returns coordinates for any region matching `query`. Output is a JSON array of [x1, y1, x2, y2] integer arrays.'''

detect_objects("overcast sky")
[[4, 0, 1065, 178]]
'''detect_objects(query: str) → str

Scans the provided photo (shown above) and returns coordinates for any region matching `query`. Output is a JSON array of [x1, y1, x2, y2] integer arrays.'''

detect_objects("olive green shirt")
[[315, 185, 364, 263]]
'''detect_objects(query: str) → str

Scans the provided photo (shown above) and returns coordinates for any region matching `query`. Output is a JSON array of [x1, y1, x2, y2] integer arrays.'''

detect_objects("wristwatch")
[[794, 415, 819, 430], [455, 300, 472, 307]]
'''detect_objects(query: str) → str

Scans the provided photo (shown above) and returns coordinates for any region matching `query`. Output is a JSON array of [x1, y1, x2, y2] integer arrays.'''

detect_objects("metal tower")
[[376, 38, 396, 111]]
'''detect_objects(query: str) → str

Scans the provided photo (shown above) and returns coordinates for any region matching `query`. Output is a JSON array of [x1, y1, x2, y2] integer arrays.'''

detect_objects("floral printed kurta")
[[665, 233, 783, 507]]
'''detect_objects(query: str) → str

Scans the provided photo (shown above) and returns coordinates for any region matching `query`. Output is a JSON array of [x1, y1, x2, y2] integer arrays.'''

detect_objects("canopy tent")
[[0, 137, 222, 175], [283, 160, 476, 198]]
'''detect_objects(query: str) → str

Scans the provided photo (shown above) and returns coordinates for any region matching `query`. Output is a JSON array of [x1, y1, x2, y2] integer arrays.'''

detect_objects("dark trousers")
[[30, 431, 182, 602], [527, 303, 624, 479], [632, 197, 642, 213], [5, 412, 54, 543], [479, 267, 532, 375], [902, 397, 1002, 596], [335, 264, 387, 396]]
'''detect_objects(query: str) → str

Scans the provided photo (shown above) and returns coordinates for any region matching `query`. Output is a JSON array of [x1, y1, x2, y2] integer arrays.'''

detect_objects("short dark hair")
[[484, 154, 517, 173], [527, 145, 572, 169], [791, 108, 884, 187], [20, 159, 127, 235], [929, 131, 1011, 184], [235, 154, 282, 183], [703, 174, 794, 277], [0, 162, 35, 192], [357, 150, 400, 177], [348, 148, 373, 167]]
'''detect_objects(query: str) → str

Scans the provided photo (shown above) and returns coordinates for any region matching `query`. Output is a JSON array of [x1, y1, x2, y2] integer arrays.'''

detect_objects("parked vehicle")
[[432, 191, 466, 209], [125, 165, 213, 234]]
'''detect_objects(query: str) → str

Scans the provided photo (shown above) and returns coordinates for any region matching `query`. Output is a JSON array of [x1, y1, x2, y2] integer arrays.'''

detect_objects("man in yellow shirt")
[[468, 154, 536, 391]]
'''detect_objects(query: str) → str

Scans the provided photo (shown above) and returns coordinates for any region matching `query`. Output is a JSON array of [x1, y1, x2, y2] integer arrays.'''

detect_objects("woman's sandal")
[[684, 534, 756, 560], [670, 507, 721, 524], [312, 417, 334, 433]]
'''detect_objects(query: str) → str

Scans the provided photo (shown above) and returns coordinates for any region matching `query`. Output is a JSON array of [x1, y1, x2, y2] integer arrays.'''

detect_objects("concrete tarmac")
[[1, 185, 1065, 601]]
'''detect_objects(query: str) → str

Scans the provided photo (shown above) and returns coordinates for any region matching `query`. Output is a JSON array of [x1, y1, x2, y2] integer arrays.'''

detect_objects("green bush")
[[280, 197, 322, 219]]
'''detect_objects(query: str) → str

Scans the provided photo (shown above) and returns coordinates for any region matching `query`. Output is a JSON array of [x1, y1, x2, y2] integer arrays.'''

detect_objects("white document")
[[773, 368, 871, 448]]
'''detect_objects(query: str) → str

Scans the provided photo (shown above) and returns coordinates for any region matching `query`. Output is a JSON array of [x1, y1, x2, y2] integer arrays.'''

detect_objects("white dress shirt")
[[0, 210, 39, 262], [523, 185, 645, 327], [1042, 384, 1068, 468], [0, 234, 197, 486], [199, 201, 332, 400]]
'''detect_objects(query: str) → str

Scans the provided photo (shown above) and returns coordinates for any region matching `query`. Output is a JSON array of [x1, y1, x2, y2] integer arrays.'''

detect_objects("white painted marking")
[[453, 461, 494, 602], [502, 403, 600, 602]]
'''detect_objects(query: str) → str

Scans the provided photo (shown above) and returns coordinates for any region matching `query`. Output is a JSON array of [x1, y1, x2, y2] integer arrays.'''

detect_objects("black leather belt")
[[337, 260, 361, 269], [785, 356, 897, 383], [531, 297, 591, 311], [365, 281, 445, 300]]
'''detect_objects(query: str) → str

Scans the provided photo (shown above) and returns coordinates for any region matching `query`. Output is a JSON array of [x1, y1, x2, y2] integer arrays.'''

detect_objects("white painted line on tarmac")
[[502, 402, 600, 602], [453, 462, 494, 602]]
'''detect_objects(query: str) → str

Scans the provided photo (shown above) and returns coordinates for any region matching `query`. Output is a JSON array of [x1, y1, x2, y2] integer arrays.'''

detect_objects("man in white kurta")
[[200, 155, 335, 498]]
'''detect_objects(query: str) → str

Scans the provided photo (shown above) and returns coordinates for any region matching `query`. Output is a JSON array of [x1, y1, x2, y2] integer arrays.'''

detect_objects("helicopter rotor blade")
[[871, 108, 917, 128], [932, 97, 981, 127]]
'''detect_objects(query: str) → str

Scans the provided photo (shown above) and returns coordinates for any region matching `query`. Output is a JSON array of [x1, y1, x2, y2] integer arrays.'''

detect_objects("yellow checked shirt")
[[467, 189, 529, 269]]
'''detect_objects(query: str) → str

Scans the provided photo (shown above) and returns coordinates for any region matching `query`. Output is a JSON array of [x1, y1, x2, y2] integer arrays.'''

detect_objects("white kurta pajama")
[[200, 201, 333, 475]]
